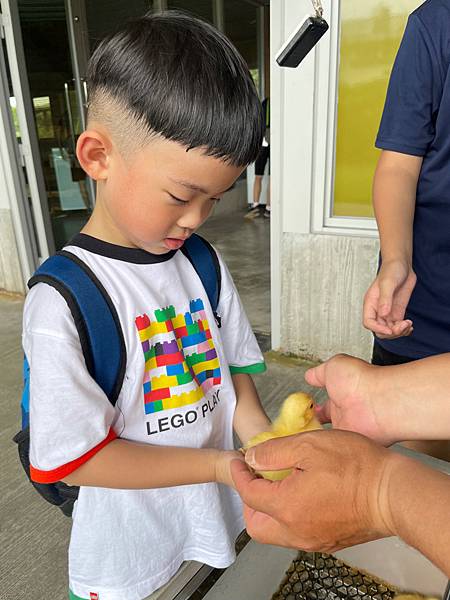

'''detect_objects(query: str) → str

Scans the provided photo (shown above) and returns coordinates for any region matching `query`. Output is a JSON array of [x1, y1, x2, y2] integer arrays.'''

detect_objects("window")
[[333, 1, 422, 218], [167, 0, 213, 23], [224, 0, 258, 72]]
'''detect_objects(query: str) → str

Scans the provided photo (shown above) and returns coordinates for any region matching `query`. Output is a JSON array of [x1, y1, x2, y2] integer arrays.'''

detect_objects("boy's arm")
[[62, 377, 268, 491], [63, 442, 241, 489], [232, 373, 271, 446], [363, 150, 422, 338]]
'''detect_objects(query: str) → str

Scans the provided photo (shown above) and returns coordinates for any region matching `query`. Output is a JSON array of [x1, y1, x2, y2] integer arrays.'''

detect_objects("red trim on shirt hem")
[[30, 427, 117, 483]]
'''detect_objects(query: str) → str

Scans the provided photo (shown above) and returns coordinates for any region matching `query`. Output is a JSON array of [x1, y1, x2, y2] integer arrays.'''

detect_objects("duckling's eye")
[[309, 403, 313, 409]]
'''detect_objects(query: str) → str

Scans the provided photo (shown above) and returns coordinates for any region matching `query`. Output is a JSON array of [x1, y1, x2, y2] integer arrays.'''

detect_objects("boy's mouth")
[[163, 237, 187, 250]]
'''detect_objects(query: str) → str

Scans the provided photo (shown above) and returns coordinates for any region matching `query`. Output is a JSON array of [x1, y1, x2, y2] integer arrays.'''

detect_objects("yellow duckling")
[[244, 392, 321, 481]]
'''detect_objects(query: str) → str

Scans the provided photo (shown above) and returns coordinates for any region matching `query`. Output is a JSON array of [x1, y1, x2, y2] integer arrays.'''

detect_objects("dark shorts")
[[371, 341, 415, 366], [255, 145, 270, 176]]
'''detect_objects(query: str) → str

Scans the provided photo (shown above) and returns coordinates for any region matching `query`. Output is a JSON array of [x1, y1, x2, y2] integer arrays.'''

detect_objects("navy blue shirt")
[[375, 0, 450, 359]]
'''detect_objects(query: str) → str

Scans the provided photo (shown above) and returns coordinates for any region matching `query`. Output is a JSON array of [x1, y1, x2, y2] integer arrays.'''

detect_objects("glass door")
[[0, 34, 39, 281], [2, 0, 55, 261], [13, 0, 154, 249], [13, 0, 93, 250]]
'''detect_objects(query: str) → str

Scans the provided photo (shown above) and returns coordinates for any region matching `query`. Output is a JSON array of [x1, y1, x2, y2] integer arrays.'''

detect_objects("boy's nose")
[[177, 206, 208, 231]]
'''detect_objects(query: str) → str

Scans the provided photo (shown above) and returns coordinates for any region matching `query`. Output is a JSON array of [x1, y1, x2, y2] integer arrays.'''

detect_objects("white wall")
[[271, 0, 379, 361]]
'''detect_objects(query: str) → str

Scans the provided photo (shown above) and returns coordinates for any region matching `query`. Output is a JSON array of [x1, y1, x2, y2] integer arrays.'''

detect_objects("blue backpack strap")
[[21, 356, 31, 429], [182, 234, 222, 328], [27, 250, 126, 405]]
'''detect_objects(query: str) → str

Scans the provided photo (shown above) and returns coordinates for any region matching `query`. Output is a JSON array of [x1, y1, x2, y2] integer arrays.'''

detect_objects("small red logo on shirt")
[[90, 593, 99, 600]]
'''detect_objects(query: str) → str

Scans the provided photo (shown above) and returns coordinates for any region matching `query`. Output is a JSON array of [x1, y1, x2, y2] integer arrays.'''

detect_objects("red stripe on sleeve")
[[30, 427, 117, 484]]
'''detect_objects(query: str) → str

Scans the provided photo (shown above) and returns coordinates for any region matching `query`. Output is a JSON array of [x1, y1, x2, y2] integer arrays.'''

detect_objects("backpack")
[[13, 233, 221, 517]]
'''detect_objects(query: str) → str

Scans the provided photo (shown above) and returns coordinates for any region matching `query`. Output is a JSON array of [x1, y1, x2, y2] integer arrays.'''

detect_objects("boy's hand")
[[363, 259, 416, 338], [215, 450, 246, 489]]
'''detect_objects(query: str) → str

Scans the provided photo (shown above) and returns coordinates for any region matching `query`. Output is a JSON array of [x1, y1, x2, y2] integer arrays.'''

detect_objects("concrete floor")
[[199, 210, 271, 335], [0, 211, 320, 600]]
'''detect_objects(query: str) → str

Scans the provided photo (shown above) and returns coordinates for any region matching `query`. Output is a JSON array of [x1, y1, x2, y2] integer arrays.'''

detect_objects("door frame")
[[0, 35, 37, 284], [1, 0, 55, 266]]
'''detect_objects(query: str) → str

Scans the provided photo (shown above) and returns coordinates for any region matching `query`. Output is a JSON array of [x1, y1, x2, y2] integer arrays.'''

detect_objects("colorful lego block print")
[[135, 299, 221, 414]]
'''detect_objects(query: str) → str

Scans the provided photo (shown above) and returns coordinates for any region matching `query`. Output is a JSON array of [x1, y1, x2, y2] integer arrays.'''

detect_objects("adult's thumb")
[[245, 435, 301, 471], [305, 363, 326, 388]]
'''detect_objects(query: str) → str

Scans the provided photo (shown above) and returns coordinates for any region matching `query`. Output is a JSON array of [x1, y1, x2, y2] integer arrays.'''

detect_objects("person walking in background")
[[246, 97, 270, 219]]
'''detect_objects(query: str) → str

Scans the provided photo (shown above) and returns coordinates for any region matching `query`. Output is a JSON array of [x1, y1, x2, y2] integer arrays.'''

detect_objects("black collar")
[[67, 233, 176, 264]]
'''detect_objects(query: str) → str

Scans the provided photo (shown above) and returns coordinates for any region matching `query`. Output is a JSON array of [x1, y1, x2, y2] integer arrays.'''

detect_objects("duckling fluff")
[[244, 392, 322, 481]]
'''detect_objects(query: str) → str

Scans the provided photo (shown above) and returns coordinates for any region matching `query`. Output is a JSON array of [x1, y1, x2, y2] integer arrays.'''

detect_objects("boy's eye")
[[169, 194, 189, 204]]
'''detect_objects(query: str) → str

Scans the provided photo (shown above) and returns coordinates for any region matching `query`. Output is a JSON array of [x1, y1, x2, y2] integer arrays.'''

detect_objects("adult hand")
[[305, 354, 395, 445], [308, 353, 450, 448], [231, 430, 397, 552], [363, 260, 416, 338]]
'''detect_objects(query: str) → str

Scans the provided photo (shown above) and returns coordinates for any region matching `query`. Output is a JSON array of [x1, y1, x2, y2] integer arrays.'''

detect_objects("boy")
[[362, 0, 450, 459], [23, 12, 271, 600]]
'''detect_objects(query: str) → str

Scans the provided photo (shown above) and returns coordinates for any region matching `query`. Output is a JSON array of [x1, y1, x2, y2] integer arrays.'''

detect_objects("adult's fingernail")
[[245, 448, 256, 468]]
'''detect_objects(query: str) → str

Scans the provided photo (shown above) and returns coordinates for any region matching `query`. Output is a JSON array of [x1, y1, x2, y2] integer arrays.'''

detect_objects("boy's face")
[[94, 136, 244, 254]]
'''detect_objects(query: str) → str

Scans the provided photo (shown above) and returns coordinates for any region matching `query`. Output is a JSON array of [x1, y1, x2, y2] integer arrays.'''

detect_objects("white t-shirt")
[[23, 234, 265, 600]]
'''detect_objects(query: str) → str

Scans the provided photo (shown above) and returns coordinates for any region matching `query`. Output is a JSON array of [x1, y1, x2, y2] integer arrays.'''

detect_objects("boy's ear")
[[76, 129, 111, 181]]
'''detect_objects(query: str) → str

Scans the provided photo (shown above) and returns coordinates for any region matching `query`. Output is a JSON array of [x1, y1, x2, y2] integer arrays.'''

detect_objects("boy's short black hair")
[[87, 11, 264, 166]]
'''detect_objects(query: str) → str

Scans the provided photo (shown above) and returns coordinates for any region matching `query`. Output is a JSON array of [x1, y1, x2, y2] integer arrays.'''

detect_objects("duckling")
[[244, 392, 321, 481]]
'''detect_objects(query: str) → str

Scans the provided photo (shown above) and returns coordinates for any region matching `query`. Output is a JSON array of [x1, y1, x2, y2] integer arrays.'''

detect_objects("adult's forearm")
[[385, 453, 450, 576], [373, 151, 421, 262], [63, 439, 220, 488], [372, 354, 450, 441]]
